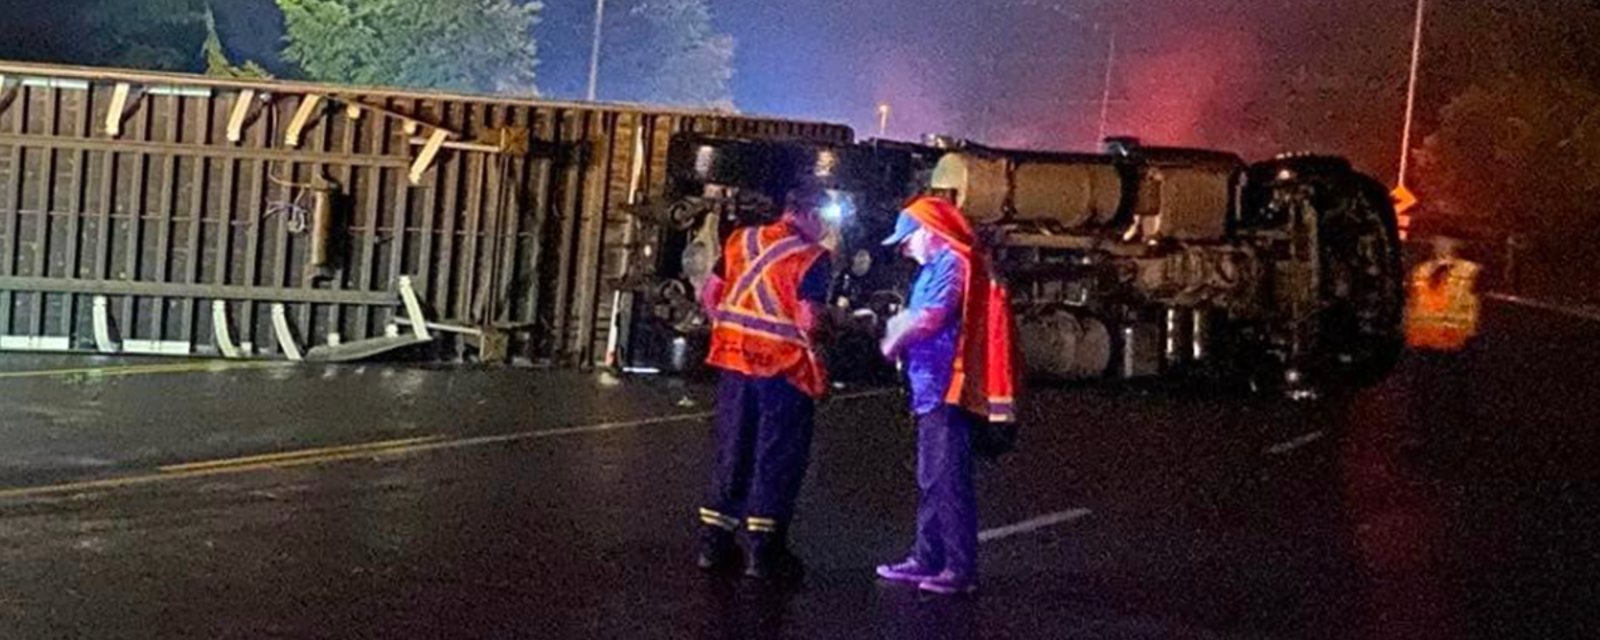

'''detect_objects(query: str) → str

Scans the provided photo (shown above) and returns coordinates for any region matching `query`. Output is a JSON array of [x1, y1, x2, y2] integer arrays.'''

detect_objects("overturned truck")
[[0, 61, 1401, 387], [624, 135, 1404, 390]]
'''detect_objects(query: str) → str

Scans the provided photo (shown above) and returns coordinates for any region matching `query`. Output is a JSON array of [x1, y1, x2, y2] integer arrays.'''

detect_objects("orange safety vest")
[[1405, 258, 1481, 352], [898, 196, 1021, 424], [706, 223, 828, 398]]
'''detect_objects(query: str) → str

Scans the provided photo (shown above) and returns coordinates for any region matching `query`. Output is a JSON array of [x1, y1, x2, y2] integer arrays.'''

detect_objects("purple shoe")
[[918, 570, 977, 595], [875, 558, 940, 584]]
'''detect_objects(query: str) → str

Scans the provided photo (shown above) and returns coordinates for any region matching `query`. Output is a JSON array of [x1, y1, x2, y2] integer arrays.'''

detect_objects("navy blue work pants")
[[912, 405, 978, 576], [702, 371, 816, 537]]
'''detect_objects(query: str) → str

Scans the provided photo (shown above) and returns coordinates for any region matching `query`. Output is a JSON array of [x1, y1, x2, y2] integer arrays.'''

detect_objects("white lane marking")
[[1265, 431, 1327, 456], [830, 388, 899, 402], [1487, 293, 1600, 324], [978, 508, 1093, 543]]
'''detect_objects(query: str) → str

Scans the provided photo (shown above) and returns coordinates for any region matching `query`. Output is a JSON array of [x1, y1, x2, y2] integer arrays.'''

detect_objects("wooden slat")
[[239, 119, 268, 351], [573, 112, 618, 365], [413, 99, 439, 317], [118, 102, 151, 340], [548, 110, 582, 361], [269, 101, 294, 328], [93, 89, 116, 288], [457, 104, 488, 323], [432, 103, 462, 318], [0, 276, 396, 305], [519, 108, 555, 331], [328, 97, 359, 341], [0, 132, 412, 169], [355, 105, 384, 339], [28, 87, 58, 336], [178, 96, 213, 346], [61, 85, 92, 338], [149, 94, 181, 341], [384, 98, 411, 332], [0, 85, 27, 334]]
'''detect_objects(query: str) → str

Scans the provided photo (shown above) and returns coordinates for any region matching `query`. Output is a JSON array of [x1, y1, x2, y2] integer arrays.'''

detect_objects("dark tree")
[[80, 0, 211, 71], [278, 0, 541, 94], [597, 0, 735, 109]]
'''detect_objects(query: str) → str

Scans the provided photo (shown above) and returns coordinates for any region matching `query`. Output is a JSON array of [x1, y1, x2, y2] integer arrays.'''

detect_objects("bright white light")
[[819, 189, 855, 226]]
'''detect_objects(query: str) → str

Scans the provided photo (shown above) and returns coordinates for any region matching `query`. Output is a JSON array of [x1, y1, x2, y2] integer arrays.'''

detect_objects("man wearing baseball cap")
[[875, 195, 1019, 595]]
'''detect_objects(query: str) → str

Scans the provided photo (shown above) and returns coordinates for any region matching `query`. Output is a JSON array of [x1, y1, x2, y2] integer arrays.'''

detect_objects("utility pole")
[[1398, 0, 1426, 187], [586, 0, 607, 102]]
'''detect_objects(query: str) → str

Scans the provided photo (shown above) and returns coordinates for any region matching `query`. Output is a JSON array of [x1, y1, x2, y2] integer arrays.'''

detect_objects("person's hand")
[[880, 311, 910, 361]]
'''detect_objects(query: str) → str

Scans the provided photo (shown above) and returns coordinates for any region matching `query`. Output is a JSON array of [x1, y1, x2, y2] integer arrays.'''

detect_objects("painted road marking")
[[831, 388, 898, 402], [160, 436, 446, 472], [0, 389, 901, 500], [0, 361, 292, 380], [1488, 293, 1600, 324], [1265, 431, 1327, 456], [978, 509, 1094, 543]]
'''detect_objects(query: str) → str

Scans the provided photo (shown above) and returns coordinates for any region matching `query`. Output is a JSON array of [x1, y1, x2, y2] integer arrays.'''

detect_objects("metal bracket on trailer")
[[92, 296, 119, 354], [324, 94, 469, 186], [304, 276, 433, 362], [0, 336, 71, 352], [409, 129, 451, 186], [0, 75, 18, 115], [104, 82, 145, 138], [270, 303, 304, 362], [283, 94, 323, 148], [398, 276, 431, 341], [212, 301, 244, 359], [225, 89, 259, 144]]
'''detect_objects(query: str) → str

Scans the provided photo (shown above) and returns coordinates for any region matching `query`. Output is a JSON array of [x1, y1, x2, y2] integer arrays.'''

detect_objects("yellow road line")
[[159, 436, 446, 472], [0, 387, 901, 501], [0, 360, 292, 380], [0, 413, 719, 501]]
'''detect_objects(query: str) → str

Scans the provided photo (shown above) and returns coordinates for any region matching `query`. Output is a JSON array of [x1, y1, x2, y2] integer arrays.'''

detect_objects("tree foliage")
[[277, 0, 541, 94], [204, 7, 273, 78], [599, 0, 735, 109], [1416, 75, 1600, 236], [80, 0, 211, 70]]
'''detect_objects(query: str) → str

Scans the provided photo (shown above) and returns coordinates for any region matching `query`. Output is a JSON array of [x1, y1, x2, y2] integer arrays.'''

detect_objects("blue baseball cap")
[[881, 211, 922, 246]]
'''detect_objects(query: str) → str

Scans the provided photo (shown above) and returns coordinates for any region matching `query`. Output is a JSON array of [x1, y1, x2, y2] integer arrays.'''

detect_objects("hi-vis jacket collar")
[[885, 196, 976, 254]]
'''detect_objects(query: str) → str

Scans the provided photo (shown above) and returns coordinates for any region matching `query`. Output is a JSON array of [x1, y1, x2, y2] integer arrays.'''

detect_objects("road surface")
[[0, 300, 1594, 639]]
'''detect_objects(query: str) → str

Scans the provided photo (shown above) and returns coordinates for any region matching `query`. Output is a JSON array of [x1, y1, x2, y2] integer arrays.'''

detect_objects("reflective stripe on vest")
[[715, 233, 813, 346], [706, 225, 827, 396]]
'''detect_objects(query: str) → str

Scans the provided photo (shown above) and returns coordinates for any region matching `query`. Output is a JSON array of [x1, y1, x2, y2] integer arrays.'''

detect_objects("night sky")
[[209, 0, 1428, 171], [538, 0, 1478, 179], [3, 0, 1598, 181]]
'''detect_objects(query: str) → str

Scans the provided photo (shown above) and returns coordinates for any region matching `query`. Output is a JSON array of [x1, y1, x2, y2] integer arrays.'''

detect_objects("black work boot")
[[743, 530, 805, 582], [696, 526, 741, 573]]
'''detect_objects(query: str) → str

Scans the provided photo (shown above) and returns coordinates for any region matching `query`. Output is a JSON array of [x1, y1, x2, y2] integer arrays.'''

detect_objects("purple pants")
[[702, 371, 816, 537], [912, 405, 978, 576]]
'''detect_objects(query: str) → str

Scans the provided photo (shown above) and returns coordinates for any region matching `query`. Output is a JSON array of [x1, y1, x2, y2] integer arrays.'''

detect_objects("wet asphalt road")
[[0, 301, 1596, 639]]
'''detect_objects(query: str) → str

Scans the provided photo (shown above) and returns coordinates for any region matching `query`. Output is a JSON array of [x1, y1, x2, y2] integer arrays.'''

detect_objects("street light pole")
[[1094, 29, 1117, 149], [877, 104, 891, 138], [1397, 0, 1427, 187], [586, 0, 607, 102]]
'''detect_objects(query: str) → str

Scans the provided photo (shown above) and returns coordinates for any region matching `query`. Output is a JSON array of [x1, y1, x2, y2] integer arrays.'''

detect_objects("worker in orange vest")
[[695, 185, 833, 581], [1405, 235, 1482, 352], [874, 196, 1019, 596]]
